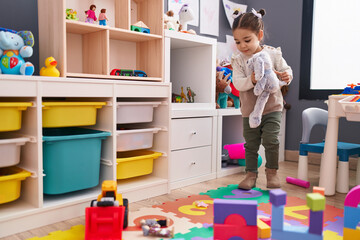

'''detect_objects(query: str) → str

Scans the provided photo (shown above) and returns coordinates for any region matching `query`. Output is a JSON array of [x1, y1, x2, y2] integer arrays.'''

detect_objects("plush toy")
[[216, 66, 240, 109], [216, 70, 232, 108], [0, 28, 35, 75], [247, 51, 286, 128], [164, 10, 180, 31]]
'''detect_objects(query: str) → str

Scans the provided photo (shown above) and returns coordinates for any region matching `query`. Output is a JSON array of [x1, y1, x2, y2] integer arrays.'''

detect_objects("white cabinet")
[[165, 30, 217, 189], [0, 76, 170, 238]]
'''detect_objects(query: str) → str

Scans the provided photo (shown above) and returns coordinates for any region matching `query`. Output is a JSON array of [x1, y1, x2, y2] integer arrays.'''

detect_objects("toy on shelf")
[[40, 56, 60, 77], [180, 87, 188, 103], [216, 68, 233, 108], [66, 8, 79, 21], [164, 10, 180, 31], [110, 69, 147, 77], [186, 87, 196, 103], [216, 66, 240, 109], [286, 176, 310, 188], [270, 189, 325, 240], [85, 180, 129, 239], [98, 9, 108, 26], [179, 4, 196, 34], [247, 51, 286, 128], [85, 4, 97, 24], [131, 21, 150, 34], [140, 218, 169, 228], [343, 185, 360, 240], [0, 27, 35, 76]]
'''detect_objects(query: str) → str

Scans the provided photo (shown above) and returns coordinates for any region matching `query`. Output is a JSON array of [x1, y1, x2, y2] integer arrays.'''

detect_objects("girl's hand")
[[251, 72, 257, 85], [274, 70, 291, 84]]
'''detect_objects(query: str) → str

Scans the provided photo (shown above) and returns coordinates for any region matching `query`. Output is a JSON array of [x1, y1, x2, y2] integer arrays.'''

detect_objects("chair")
[[297, 107, 360, 193]]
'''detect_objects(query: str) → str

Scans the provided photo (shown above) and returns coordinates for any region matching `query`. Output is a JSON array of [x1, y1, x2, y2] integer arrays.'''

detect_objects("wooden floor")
[[1, 161, 355, 240]]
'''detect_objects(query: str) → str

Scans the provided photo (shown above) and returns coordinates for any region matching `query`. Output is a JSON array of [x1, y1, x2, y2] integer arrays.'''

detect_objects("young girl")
[[231, 8, 293, 190]]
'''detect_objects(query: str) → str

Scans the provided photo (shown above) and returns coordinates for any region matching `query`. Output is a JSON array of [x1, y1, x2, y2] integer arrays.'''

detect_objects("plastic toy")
[[194, 200, 209, 208], [343, 185, 360, 240], [98, 9, 108, 26], [40, 56, 60, 77], [223, 142, 263, 168], [341, 83, 360, 95], [140, 218, 169, 228], [0, 27, 34, 75], [186, 87, 196, 103], [180, 87, 188, 103], [216, 66, 240, 109], [131, 21, 150, 34], [286, 176, 310, 188], [179, 4, 194, 32], [85, 5, 97, 24], [66, 9, 79, 21], [110, 69, 147, 77], [247, 51, 286, 128], [270, 189, 325, 240], [85, 180, 129, 239], [141, 225, 174, 238], [213, 199, 258, 240], [216, 69, 233, 108]]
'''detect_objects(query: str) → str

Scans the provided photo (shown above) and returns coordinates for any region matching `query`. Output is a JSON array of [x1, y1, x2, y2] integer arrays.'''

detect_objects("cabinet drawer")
[[170, 146, 212, 182], [171, 117, 212, 150]]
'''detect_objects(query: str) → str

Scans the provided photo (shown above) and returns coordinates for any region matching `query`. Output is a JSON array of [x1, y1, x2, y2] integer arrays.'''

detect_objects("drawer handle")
[[191, 131, 197, 135], [191, 162, 196, 165]]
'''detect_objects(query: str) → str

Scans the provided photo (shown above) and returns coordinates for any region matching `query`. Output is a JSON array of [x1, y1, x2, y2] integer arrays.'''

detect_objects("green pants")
[[243, 111, 282, 172]]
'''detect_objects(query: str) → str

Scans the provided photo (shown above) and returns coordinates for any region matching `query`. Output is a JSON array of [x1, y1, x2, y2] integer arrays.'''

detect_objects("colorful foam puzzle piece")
[[167, 226, 213, 240], [324, 216, 344, 236], [26, 225, 85, 240], [153, 194, 214, 224], [323, 230, 343, 240], [200, 185, 269, 204]]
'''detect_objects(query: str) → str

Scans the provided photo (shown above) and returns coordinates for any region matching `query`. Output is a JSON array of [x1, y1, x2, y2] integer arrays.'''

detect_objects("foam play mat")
[[27, 185, 348, 240]]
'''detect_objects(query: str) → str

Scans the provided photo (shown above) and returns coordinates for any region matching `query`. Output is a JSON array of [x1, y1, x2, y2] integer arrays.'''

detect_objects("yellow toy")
[[40, 56, 60, 77], [180, 87, 188, 103]]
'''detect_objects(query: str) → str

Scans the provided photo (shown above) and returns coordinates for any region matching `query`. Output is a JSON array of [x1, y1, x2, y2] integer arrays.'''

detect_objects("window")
[[300, 0, 360, 99]]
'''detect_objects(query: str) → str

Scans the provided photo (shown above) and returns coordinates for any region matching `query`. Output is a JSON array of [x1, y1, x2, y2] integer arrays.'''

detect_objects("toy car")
[[133, 70, 147, 77], [110, 69, 148, 77], [85, 180, 129, 239]]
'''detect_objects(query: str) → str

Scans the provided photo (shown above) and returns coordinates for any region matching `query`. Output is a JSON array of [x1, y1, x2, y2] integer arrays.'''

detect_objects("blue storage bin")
[[43, 128, 111, 195]]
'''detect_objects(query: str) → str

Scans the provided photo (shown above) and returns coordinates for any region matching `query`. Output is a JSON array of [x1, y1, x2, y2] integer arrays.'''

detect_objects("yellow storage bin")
[[0, 102, 33, 132], [42, 102, 107, 127], [116, 150, 162, 179], [0, 167, 31, 204]]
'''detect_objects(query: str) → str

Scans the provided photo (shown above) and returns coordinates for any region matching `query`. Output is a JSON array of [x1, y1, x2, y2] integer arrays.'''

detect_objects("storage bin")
[[0, 136, 30, 167], [116, 102, 161, 124], [42, 102, 107, 128], [0, 102, 32, 132], [0, 167, 31, 204], [42, 127, 111, 195], [116, 150, 162, 179], [116, 127, 161, 152], [339, 96, 360, 121]]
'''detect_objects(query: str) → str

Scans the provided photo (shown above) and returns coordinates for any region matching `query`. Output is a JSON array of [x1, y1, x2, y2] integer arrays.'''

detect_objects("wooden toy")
[[213, 199, 258, 240], [343, 185, 360, 240], [270, 189, 325, 240], [131, 21, 150, 34], [40, 56, 60, 77], [286, 176, 310, 188]]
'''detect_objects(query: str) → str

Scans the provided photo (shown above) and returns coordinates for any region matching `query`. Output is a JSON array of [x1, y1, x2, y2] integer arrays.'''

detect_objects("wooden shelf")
[[67, 72, 162, 81]]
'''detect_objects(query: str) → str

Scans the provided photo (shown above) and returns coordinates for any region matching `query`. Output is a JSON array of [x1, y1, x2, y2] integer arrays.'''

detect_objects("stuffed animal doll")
[[247, 51, 286, 128], [216, 70, 233, 108]]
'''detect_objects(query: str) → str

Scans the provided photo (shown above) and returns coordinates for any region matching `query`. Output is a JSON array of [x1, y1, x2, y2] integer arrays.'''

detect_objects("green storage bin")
[[42, 128, 111, 195]]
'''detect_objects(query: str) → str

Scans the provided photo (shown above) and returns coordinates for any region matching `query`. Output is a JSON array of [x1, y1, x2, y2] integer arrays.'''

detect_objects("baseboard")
[[285, 150, 358, 171]]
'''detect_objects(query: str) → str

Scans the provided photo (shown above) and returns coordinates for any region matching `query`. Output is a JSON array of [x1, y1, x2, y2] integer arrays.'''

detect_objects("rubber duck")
[[40, 56, 60, 77]]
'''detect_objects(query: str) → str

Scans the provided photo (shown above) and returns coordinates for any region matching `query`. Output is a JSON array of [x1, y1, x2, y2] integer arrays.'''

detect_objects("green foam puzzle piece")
[[199, 184, 269, 204], [307, 193, 326, 211], [162, 226, 213, 240]]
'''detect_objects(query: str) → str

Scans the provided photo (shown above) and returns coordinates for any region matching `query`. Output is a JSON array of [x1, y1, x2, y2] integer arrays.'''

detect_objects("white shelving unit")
[[0, 76, 170, 238], [164, 30, 218, 189]]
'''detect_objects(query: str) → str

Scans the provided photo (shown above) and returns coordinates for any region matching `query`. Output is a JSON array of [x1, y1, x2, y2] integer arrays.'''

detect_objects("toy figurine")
[[66, 8, 79, 21], [40, 56, 60, 77], [131, 21, 150, 34], [179, 4, 195, 33], [0, 28, 34, 75], [180, 87, 188, 103], [142, 225, 174, 238], [85, 4, 97, 23], [140, 218, 169, 228], [98, 9, 108, 26], [187, 87, 196, 103]]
